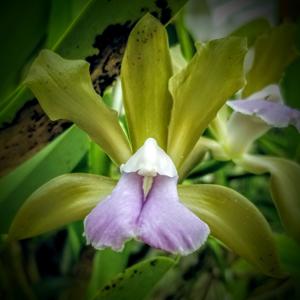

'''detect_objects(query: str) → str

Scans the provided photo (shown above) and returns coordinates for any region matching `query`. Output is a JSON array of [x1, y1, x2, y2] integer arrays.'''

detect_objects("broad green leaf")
[[243, 23, 298, 97], [0, 0, 186, 126], [280, 57, 300, 109], [9, 173, 115, 240], [179, 184, 282, 277], [25, 50, 132, 165], [121, 14, 173, 151], [275, 234, 300, 277], [88, 142, 111, 176], [237, 154, 300, 243], [0, 126, 89, 233], [94, 256, 175, 300], [230, 18, 271, 47], [86, 242, 137, 300], [0, 0, 50, 104], [167, 37, 247, 168], [46, 0, 89, 48]]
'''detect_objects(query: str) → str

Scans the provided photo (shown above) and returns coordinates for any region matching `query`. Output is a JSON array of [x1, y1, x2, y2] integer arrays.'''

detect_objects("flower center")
[[120, 138, 178, 198]]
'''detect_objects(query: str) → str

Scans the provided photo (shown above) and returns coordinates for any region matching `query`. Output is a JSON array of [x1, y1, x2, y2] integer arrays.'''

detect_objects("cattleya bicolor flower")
[[9, 15, 283, 276], [186, 85, 300, 243], [180, 21, 300, 243]]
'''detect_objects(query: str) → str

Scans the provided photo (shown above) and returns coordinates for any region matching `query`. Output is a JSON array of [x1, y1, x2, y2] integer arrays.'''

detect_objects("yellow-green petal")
[[121, 14, 173, 151], [243, 23, 298, 97], [230, 18, 271, 47], [237, 154, 300, 243], [167, 37, 247, 168], [179, 184, 282, 277], [9, 174, 116, 240], [25, 49, 132, 165]]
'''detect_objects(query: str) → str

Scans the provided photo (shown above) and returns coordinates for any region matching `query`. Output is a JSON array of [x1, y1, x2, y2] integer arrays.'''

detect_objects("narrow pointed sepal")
[[237, 154, 300, 243], [84, 173, 143, 251], [243, 23, 298, 97], [167, 36, 247, 168], [9, 174, 116, 240], [121, 14, 173, 150], [25, 49, 131, 165], [138, 175, 210, 255], [179, 184, 283, 277]]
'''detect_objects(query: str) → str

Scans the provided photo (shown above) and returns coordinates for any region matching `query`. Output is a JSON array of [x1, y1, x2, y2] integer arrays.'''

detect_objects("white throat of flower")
[[120, 138, 178, 197]]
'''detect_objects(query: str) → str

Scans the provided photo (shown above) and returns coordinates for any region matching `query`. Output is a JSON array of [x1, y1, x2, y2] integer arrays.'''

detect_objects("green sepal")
[[243, 23, 298, 97], [25, 49, 132, 165], [167, 36, 247, 168], [179, 184, 283, 277], [237, 154, 300, 243], [230, 17, 271, 47], [9, 174, 116, 240], [121, 14, 173, 151]]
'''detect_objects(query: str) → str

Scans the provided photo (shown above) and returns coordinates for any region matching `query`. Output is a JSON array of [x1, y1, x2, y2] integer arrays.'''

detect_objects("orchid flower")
[[181, 22, 300, 243], [9, 15, 283, 276], [185, 85, 300, 243]]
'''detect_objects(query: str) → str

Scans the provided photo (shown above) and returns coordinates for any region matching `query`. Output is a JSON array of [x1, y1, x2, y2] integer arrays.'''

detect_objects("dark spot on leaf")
[[155, 0, 172, 24], [127, 244, 150, 267], [86, 21, 134, 95], [0, 99, 71, 176], [150, 259, 157, 267], [151, 11, 159, 19]]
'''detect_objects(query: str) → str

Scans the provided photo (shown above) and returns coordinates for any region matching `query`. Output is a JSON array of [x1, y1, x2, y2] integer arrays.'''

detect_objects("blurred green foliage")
[[1, 0, 300, 299]]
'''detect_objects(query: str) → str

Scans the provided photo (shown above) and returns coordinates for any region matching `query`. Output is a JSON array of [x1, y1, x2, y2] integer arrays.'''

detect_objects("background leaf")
[[280, 57, 300, 109], [0, 0, 186, 125], [0, 0, 50, 105], [94, 256, 175, 300], [0, 126, 89, 233], [230, 18, 271, 47]]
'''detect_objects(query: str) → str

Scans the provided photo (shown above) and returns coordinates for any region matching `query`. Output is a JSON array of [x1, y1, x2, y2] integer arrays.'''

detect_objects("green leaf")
[[174, 9, 195, 61], [121, 14, 173, 151], [0, 126, 89, 233], [25, 49, 132, 165], [9, 173, 115, 240], [94, 256, 175, 300], [237, 154, 300, 243], [275, 234, 300, 277], [46, 0, 89, 48], [179, 184, 282, 277], [230, 18, 271, 47], [0, 0, 186, 126], [86, 242, 137, 300], [167, 36, 247, 168], [280, 57, 300, 109], [0, 0, 50, 103], [243, 23, 298, 97]]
